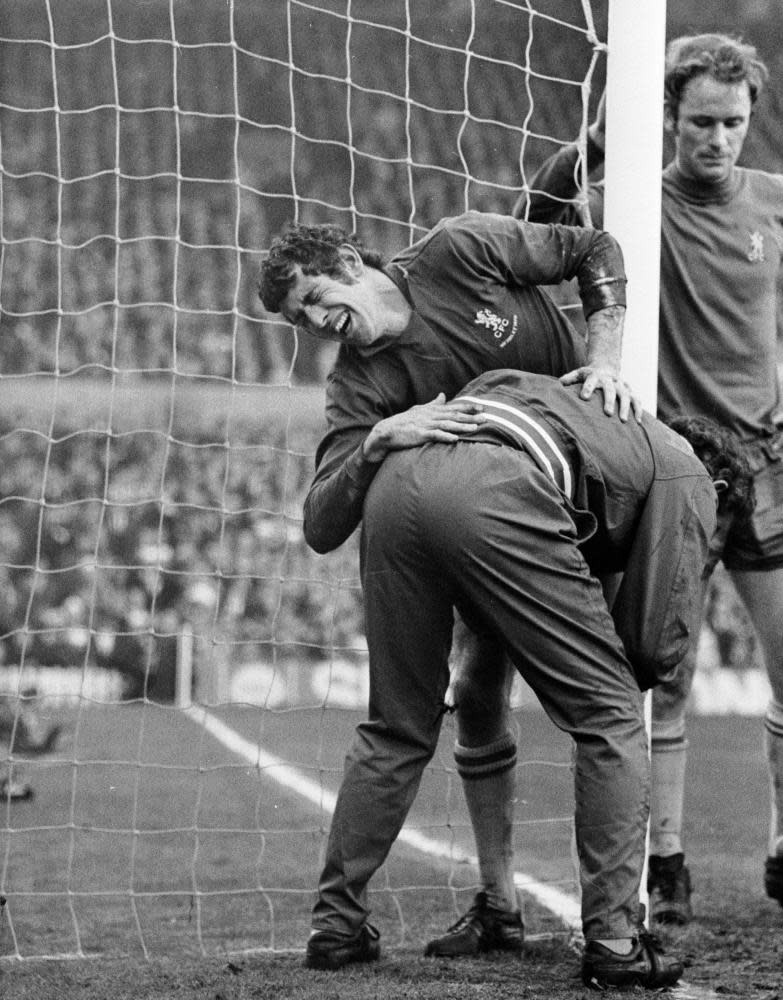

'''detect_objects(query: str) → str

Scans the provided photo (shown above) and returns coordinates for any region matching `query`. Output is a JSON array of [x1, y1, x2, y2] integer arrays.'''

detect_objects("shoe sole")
[[585, 970, 682, 990]]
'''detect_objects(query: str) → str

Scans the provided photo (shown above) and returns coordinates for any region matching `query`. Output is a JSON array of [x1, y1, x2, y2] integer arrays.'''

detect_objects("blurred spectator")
[[0, 687, 62, 802]]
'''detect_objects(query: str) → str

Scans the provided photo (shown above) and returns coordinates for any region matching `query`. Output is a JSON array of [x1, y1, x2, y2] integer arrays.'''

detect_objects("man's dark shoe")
[[582, 930, 684, 990], [305, 923, 380, 970], [648, 852, 693, 925], [764, 855, 783, 906], [424, 891, 524, 957], [0, 776, 33, 801]]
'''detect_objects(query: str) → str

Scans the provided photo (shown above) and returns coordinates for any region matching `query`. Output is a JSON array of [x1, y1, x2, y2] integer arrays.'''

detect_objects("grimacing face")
[[279, 254, 384, 347], [666, 74, 752, 185]]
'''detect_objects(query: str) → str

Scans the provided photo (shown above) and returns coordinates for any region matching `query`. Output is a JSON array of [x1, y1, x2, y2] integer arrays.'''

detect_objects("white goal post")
[[604, 0, 666, 410], [603, 0, 667, 922]]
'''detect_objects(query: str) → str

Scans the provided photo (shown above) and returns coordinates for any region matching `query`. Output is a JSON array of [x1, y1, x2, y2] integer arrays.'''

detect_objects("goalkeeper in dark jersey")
[[258, 209, 641, 958], [301, 369, 750, 989]]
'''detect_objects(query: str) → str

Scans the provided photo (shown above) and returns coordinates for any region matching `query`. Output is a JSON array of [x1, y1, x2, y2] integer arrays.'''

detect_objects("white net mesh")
[[0, 0, 607, 959]]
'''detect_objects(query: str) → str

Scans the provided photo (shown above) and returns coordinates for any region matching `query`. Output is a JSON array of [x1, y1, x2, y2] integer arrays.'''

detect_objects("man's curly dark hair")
[[257, 222, 385, 315], [668, 415, 754, 518]]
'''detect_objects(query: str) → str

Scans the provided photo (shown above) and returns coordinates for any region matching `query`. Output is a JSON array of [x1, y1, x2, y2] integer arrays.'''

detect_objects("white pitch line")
[[669, 986, 722, 1000], [187, 705, 582, 932], [188, 706, 723, 998]]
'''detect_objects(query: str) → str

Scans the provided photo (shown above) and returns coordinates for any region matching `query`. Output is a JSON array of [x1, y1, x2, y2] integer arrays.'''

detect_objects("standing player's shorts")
[[722, 430, 783, 571]]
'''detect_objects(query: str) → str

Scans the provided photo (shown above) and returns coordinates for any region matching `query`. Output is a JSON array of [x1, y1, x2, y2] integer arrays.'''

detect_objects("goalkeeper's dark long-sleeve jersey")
[[303, 210, 626, 553]]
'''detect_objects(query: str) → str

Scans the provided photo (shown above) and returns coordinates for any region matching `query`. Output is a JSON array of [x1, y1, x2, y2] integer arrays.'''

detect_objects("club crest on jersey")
[[475, 307, 509, 339], [747, 231, 765, 263]]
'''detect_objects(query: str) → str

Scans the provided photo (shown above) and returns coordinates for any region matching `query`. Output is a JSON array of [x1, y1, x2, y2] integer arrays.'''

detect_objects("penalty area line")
[[187, 705, 582, 935]]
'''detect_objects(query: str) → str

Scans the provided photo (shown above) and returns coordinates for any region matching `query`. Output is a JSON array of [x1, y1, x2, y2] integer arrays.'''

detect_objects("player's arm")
[[361, 395, 485, 462], [563, 302, 641, 421], [513, 93, 639, 419], [570, 235, 643, 421], [303, 426, 380, 554], [512, 89, 607, 225], [303, 382, 484, 554], [487, 213, 639, 420]]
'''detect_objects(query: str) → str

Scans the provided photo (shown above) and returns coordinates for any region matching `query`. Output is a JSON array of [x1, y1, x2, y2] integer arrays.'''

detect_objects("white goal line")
[[187, 704, 720, 998], [186, 703, 582, 940]]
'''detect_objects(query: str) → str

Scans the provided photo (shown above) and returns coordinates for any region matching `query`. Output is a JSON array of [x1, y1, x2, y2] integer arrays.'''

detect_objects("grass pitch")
[[0, 705, 778, 998]]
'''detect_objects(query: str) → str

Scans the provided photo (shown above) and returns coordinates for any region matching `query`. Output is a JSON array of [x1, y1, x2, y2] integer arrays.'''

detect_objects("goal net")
[[0, 0, 628, 961]]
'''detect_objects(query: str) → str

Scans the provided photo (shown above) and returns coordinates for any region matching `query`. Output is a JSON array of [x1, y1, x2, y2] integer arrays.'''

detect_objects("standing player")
[[258, 209, 637, 956], [510, 32, 783, 925], [301, 368, 749, 989]]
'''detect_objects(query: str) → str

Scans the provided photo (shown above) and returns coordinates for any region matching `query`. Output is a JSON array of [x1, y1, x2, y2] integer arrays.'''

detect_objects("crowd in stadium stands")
[[0, 422, 364, 700], [0, 407, 758, 702]]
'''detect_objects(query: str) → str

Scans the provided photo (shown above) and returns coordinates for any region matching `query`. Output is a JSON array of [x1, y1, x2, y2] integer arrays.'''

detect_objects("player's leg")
[[450, 628, 517, 917], [307, 447, 456, 968], [425, 620, 522, 956], [438, 445, 681, 986], [649, 655, 698, 923], [438, 564, 650, 953], [729, 563, 783, 905], [12, 691, 63, 754], [723, 443, 783, 905], [611, 456, 715, 926]]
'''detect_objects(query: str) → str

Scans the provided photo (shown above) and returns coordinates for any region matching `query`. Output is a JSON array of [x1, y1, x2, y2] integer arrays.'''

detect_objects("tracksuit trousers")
[[314, 440, 652, 941], [312, 390, 715, 942]]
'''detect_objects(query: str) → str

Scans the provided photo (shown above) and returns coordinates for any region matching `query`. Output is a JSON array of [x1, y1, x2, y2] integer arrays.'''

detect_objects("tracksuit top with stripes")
[[302, 211, 627, 553], [452, 367, 693, 574]]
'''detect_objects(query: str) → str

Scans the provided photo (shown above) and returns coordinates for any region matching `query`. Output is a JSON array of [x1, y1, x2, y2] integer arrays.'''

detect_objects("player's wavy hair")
[[664, 33, 769, 120], [668, 415, 754, 518], [257, 222, 385, 314]]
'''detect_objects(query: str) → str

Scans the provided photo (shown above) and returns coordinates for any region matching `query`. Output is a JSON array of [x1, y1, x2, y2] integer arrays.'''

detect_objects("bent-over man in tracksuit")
[[308, 368, 745, 989]]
